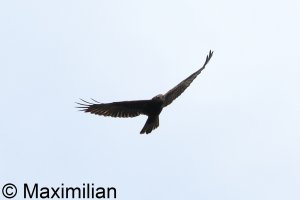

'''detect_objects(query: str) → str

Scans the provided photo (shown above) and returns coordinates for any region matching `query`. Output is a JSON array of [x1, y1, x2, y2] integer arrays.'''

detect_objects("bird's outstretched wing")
[[76, 99, 151, 118], [163, 50, 213, 107]]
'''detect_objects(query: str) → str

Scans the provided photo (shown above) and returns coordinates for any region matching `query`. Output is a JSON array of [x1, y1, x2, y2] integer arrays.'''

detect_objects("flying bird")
[[77, 50, 213, 134]]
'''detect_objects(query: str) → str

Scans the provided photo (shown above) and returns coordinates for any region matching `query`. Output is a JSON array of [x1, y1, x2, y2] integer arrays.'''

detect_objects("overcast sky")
[[1, 0, 300, 200]]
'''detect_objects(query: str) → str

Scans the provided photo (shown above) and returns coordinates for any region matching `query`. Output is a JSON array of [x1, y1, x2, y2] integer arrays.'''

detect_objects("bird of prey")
[[77, 50, 213, 134]]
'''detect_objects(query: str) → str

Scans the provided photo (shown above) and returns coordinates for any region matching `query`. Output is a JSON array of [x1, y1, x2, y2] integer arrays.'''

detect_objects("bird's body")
[[77, 50, 213, 134]]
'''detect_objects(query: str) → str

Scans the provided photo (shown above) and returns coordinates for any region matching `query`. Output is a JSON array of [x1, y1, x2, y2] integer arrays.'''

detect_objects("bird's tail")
[[140, 116, 159, 134]]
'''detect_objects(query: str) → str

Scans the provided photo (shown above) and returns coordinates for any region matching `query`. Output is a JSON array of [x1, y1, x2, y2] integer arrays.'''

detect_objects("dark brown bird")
[[77, 50, 213, 134]]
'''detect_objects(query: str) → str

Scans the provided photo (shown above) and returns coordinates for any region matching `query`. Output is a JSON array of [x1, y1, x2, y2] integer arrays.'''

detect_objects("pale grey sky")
[[1, 0, 300, 200]]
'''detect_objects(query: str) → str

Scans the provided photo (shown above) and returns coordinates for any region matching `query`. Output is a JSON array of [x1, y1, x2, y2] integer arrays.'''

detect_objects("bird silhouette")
[[77, 50, 213, 134]]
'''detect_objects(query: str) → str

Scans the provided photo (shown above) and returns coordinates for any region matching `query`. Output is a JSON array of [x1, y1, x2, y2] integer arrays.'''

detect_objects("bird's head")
[[152, 94, 165, 101]]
